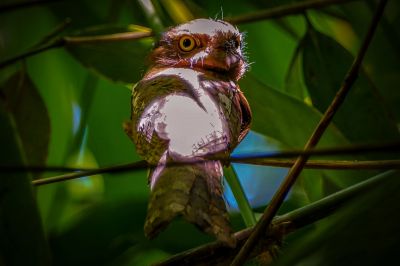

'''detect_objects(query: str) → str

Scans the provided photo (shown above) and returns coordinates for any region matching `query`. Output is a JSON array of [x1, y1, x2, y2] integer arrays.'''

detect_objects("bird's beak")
[[200, 49, 241, 73]]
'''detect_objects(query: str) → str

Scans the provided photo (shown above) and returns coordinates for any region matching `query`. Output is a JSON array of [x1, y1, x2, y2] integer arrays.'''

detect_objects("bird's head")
[[150, 19, 248, 81]]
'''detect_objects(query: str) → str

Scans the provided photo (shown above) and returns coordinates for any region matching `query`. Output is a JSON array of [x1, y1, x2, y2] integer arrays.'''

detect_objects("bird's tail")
[[144, 159, 236, 247]]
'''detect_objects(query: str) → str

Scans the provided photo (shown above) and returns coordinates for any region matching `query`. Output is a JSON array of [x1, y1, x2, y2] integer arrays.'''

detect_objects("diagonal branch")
[[154, 170, 398, 266], [227, 0, 360, 25], [231, 0, 389, 264]]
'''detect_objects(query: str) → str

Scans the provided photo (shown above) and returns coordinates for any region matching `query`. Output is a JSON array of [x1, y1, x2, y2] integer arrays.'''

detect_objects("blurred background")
[[1, 0, 399, 265]]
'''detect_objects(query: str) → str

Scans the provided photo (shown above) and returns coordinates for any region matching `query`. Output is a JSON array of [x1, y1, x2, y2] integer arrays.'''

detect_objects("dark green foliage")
[[0, 72, 50, 265], [0, 0, 399, 265]]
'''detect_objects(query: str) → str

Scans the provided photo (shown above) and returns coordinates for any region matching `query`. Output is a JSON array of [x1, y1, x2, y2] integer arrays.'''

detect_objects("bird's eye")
[[178, 35, 196, 52]]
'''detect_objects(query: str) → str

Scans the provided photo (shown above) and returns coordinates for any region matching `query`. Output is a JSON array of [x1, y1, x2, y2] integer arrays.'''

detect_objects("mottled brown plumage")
[[124, 18, 251, 246]]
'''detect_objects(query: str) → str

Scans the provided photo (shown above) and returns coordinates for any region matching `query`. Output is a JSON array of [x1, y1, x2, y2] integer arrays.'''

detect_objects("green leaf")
[[240, 74, 348, 148], [284, 39, 308, 100], [302, 28, 400, 143], [66, 25, 154, 83], [239, 75, 369, 201], [0, 78, 50, 265], [338, 2, 400, 122]]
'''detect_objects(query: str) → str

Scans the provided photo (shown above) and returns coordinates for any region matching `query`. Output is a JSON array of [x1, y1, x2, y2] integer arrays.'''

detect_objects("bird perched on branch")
[[124, 18, 251, 247]]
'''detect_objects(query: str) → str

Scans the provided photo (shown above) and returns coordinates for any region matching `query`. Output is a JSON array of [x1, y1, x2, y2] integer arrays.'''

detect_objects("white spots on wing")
[[138, 100, 164, 141], [150, 151, 167, 190]]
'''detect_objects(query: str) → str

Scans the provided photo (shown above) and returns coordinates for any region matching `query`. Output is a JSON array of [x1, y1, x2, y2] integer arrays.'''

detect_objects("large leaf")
[[66, 25, 154, 83], [302, 28, 400, 143], [284, 39, 308, 100], [339, 1, 400, 122], [0, 73, 50, 265], [1, 70, 50, 167], [240, 74, 348, 148], [240, 75, 370, 201]]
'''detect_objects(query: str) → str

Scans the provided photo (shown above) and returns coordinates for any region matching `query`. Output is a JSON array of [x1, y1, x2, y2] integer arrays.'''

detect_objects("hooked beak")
[[196, 49, 243, 75]]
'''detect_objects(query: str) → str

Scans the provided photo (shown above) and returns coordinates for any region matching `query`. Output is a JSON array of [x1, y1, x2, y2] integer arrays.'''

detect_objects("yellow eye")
[[178, 35, 196, 52]]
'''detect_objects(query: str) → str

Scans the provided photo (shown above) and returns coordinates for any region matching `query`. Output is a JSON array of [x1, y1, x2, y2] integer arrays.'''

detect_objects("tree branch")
[[0, 0, 61, 14], [154, 170, 398, 266], [31, 160, 148, 186], [239, 158, 400, 170], [0, 0, 360, 69], [227, 0, 360, 25], [231, 0, 389, 264]]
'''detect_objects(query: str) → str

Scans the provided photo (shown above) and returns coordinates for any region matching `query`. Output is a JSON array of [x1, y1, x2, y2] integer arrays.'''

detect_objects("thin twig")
[[0, 0, 61, 14], [238, 159, 400, 170], [31, 161, 147, 186], [0, 166, 90, 173], [34, 18, 72, 47], [227, 0, 360, 25], [154, 170, 397, 266], [231, 0, 389, 265], [229, 141, 400, 161], [0, 39, 65, 69]]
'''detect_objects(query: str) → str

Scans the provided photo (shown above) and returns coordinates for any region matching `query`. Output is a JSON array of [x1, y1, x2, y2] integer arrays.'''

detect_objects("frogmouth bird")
[[124, 18, 251, 247]]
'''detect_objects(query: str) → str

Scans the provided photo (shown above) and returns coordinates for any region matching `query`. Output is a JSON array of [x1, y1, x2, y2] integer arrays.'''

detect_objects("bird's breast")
[[134, 67, 244, 160]]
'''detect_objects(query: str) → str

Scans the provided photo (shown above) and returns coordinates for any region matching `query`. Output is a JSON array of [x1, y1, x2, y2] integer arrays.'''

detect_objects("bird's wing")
[[237, 88, 252, 142]]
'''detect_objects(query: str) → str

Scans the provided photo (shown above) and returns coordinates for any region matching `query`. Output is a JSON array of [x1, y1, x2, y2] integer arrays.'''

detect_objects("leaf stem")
[[224, 165, 256, 227], [231, 0, 389, 264], [63, 31, 153, 44]]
